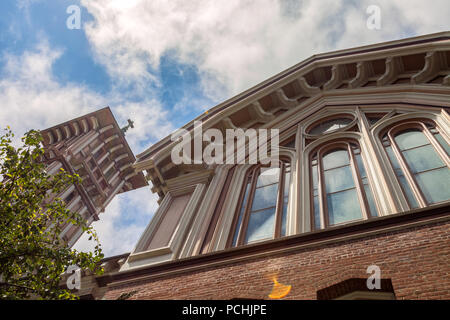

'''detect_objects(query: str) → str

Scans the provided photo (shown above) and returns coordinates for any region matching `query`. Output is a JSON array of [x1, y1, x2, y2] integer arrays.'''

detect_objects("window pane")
[[313, 196, 321, 229], [415, 168, 450, 204], [398, 175, 419, 209], [281, 197, 288, 236], [322, 149, 349, 170], [309, 118, 352, 135], [232, 180, 251, 246], [386, 145, 419, 209], [402, 144, 445, 173], [312, 164, 318, 188], [281, 166, 291, 237], [245, 207, 276, 243], [355, 152, 378, 217], [395, 130, 429, 151], [327, 188, 363, 225], [324, 165, 355, 193], [435, 133, 450, 155], [382, 135, 390, 147], [251, 183, 279, 211], [256, 167, 280, 187], [385, 146, 401, 170], [364, 184, 378, 217], [284, 169, 291, 197], [351, 144, 360, 154], [355, 154, 367, 178], [312, 166, 319, 196]]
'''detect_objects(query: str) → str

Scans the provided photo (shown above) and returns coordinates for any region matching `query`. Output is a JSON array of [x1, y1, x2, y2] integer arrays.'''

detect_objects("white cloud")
[[3, 1, 449, 257], [74, 187, 158, 256], [0, 41, 103, 138], [81, 0, 450, 102], [112, 100, 173, 153], [0, 41, 170, 256], [0, 39, 174, 148]]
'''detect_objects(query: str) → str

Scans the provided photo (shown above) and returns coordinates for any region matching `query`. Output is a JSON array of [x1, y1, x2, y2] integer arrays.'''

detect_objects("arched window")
[[306, 115, 356, 137], [381, 120, 450, 208], [230, 159, 291, 247], [309, 117, 353, 135], [311, 141, 378, 230]]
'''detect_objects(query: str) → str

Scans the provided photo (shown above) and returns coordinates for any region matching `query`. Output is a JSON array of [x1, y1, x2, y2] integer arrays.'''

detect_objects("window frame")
[[228, 158, 291, 247], [381, 120, 450, 208], [310, 139, 377, 230], [305, 114, 356, 137]]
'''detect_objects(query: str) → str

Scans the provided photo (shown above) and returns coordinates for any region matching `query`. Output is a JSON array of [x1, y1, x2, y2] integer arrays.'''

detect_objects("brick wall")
[[103, 220, 450, 300]]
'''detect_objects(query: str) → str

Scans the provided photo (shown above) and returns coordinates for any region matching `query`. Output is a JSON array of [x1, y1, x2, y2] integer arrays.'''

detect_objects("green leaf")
[[0, 127, 103, 300]]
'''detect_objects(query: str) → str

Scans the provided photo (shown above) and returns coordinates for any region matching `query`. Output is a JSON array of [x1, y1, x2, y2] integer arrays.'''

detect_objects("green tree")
[[0, 127, 103, 299]]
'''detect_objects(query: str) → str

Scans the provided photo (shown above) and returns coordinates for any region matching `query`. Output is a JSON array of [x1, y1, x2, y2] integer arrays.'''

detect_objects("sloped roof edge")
[[136, 31, 450, 161]]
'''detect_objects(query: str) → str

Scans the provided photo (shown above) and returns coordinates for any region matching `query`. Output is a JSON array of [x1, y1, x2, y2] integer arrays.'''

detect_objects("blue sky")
[[0, 0, 449, 256], [0, 1, 107, 90]]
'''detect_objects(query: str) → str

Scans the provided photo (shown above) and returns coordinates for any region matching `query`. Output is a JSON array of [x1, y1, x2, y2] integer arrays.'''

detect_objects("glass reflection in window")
[[383, 123, 450, 206], [232, 160, 291, 246], [311, 142, 378, 230]]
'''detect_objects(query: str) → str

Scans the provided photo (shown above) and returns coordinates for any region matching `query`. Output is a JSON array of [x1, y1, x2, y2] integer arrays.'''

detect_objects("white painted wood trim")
[[211, 164, 252, 252], [179, 166, 231, 258]]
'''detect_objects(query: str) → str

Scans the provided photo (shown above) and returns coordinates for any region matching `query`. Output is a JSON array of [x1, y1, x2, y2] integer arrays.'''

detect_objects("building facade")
[[79, 32, 450, 300], [41, 107, 147, 247]]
